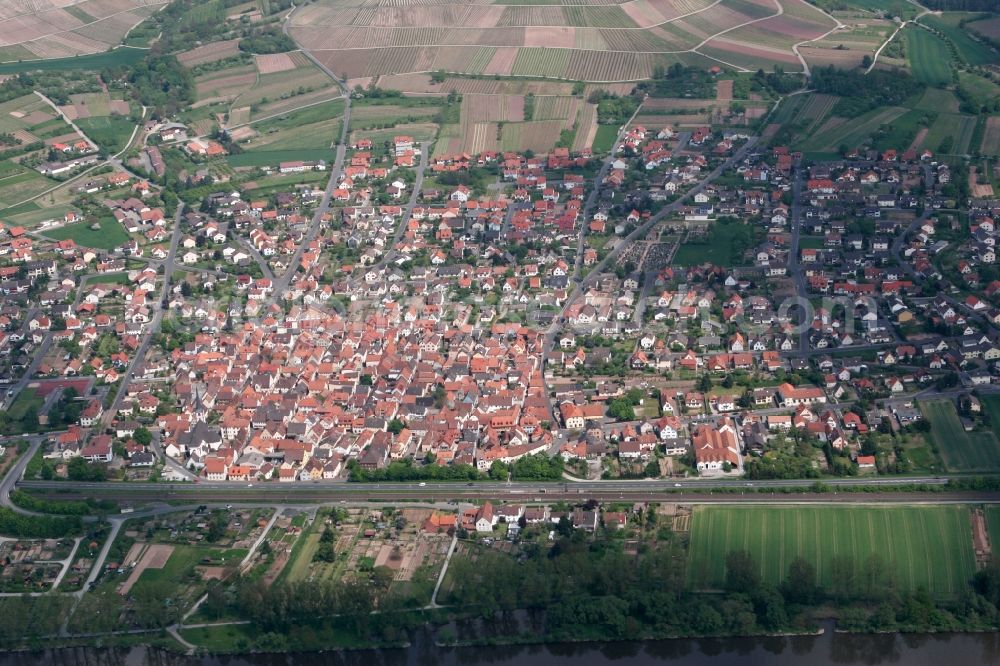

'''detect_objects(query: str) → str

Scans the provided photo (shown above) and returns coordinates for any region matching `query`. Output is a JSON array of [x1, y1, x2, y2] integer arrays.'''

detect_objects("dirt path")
[[908, 127, 929, 152]]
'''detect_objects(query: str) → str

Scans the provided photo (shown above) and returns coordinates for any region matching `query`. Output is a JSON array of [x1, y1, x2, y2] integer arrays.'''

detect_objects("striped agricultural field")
[[687, 506, 976, 597]]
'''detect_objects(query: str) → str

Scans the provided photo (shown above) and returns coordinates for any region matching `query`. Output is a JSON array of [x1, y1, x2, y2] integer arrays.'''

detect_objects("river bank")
[[2, 622, 1000, 665]]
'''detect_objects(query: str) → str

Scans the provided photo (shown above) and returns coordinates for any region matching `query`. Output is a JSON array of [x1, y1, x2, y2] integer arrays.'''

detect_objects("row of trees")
[[347, 458, 480, 482], [0, 508, 82, 538]]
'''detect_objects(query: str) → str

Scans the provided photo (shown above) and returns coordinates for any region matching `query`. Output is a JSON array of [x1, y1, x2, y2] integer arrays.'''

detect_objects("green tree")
[[133, 427, 152, 446], [725, 550, 760, 594], [780, 557, 820, 605]]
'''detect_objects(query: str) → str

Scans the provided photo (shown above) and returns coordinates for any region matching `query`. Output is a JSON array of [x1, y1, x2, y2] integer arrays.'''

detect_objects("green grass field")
[[904, 27, 952, 88], [914, 87, 959, 114], [872, 108, 928, 152], [958, 72, 1000, 112], [921, 13, 996, 66], [75, 116, 135, 154], [687, 506, 976, 597], [798, 106, 907, 152], [226, 148, 334, 168], [845, 0, 919, 19], [0, 170, 55, 205], [672, 236, 735, 266], [591, 125, 618, 153], [986, 507, 1000, 552], [921, 399, 1000, 472], [0, 204, 75, 228], [0, 48, 147, 74], [6, 389, 42, 423], [46, 217, 129, 250], [250, 99, 345, 131], [180, 624, 255, 652], [980, 395, 1000, 441]]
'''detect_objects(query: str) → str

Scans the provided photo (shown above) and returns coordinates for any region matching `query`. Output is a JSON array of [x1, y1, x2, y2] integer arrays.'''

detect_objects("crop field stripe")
[[688, 507, 975, 596], [905, 27, 951, 87]]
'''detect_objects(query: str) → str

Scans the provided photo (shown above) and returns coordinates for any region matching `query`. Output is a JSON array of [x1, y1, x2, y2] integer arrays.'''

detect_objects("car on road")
[[674, 483, 682, 488], [418, 482, 426, 487]]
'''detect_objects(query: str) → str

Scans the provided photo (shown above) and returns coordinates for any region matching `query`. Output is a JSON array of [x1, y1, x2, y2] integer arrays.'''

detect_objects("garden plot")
[[255, 52, 297, 74], [982, 117, 1000, 158], [117, 543, 173, 595], [177, 39, 241, 67]]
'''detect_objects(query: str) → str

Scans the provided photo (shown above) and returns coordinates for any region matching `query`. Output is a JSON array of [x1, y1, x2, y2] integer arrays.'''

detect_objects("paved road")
[[371, 141, 433, 272], [788, 159, 809, 356], [101, 202, 185, 427], [0, 437, 45, 516], [571, 104, 642, 279], [151, 430, 198, 481], [236, 236, 275, 281], [540, 137, 760, 395], [270, 6, 352, 308], [3, 333, 53, 411]]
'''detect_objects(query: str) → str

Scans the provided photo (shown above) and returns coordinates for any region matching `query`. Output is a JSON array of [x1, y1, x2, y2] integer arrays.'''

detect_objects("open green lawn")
[[592, 125, 618, 154], [6, 389, 42, 423], [244, 118, 342, 152], [180, 624, 255, 652], [921, 13, 996, 66], [226, 148, 334, 168], [687, 506, 976, 597], [133, 546, 203, 590], [921, 399, 1000, 472], [250, 99, 345, 131], [0, 169, 55, 205], [904, 27, 952, 88], [75, 116, 135, 154], [281, 529, 321, 583], [46, 216, 129, 250], [2, 204, 75, 228], [672, 235, 732, 266], [134, 545, 247, 591]]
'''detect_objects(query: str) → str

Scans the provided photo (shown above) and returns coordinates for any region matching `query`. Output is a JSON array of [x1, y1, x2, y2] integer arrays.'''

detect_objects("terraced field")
[[0, 0, 167, 62], [687, 506, 977, 597], [290, 0, 839, 81]]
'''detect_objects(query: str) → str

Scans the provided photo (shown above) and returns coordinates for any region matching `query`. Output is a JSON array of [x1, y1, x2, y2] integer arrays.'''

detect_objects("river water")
[[4, 626, 1000, 665]]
